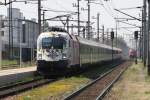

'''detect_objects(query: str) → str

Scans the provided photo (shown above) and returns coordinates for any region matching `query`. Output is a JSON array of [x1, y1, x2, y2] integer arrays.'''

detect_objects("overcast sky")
[[0, 0, 143, 48]]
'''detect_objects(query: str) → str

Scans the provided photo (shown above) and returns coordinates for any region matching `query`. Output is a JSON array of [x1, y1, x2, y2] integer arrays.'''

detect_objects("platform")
[[0, 67, 36, 86]]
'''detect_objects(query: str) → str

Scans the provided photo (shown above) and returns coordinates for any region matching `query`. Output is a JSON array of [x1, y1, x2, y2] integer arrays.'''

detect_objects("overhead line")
[[42, 9, 76, 13], [105, 1, 115, 17], [114, 9, 142, 21], [41, 19, 87, 23], [42, 6, 76, 13], [118, 20, 141, 28], [44, 12, 77, 21], [118, 6, 143, 10]]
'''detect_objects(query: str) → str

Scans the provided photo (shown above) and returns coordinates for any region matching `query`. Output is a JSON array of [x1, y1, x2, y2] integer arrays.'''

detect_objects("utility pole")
[[106, 29, 109, 44], [19, 19, 22, 68], [143, 0, 147, 66], [134, 31, 138, 64], [139, 28, 143, 59], [102, 25, 104, 43], [77, 0, 80, 36], [9, 0, 13, 59], [71, 24, 73, 34], [116, 19, 118, 47], [147, 0, 150, 75], [66, 17, 69, 33], [87, 0, 90, 40], [97, 13, 100, 41], [38, 0, 41, 35], [0, 17, 2, 69], [5, 0, 7, 5], [142, 8, 144, 61], [42, 10, 45, 32], [10, 1, 13, 59], [9, 0, 11, 59]]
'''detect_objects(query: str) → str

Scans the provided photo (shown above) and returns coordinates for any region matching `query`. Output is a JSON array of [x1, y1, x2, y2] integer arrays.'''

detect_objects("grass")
[[1, 60, 35, 70], [14, 77, 90, 100], [2, 60, 18, 66], [104, 62, 150, 100]]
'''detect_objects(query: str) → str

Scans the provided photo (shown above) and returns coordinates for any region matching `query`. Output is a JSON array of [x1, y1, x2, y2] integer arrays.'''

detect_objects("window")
[[1, 31, 4, 36], [1, 21, 5, 28], [42, 37, 66, 49]]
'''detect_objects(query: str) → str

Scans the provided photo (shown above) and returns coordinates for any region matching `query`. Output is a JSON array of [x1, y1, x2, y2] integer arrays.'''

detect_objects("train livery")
[[37, 28, 122, 74]]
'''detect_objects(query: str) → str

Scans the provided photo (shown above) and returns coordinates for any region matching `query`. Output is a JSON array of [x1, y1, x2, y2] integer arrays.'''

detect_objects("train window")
[[82, 45, 84, 53], [100, 47, 102, 53], [42, 37, 52, 49], [85, 45, 87, 54], [106, 49, 108, 53], [52, 37, 65, 49], [42, 37, 66, 49]]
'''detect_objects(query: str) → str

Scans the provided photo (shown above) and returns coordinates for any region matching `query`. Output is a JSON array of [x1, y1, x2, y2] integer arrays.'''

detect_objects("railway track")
[[64, 61, 131, 100], [0, 77, 55, 99]]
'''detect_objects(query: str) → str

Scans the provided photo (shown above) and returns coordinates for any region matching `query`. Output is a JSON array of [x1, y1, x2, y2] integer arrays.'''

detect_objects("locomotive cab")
[[41, 36, 67, 59], [37, 31, 71, 74]]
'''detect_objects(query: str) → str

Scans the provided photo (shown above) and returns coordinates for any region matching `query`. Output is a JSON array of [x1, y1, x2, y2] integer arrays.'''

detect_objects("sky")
[[0, 0, 143, 48]]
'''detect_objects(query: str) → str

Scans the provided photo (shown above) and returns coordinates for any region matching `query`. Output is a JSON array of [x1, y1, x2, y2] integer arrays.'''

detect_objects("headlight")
[[63, 56, 67, 59], [38, 54, 42, 59], [62, 53, 67, 59]]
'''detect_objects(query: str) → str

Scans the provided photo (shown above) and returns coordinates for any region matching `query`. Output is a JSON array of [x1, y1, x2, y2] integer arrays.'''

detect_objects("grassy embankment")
[[104, 61, 150, 100]]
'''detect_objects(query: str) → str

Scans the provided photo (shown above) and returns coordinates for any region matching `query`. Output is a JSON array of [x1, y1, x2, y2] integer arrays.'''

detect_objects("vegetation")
[[15, 77, 90, 100], [1, 60, 35, 70], [2, 60, 18, 66], [104, 62, 150, 100]]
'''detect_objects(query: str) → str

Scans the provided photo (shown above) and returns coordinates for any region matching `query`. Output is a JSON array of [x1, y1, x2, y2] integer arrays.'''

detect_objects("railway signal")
[[111, 30, 114, 63], [134, 31, 138, 64], [134, 31, 138, 40], [111, 30, 114, 40]]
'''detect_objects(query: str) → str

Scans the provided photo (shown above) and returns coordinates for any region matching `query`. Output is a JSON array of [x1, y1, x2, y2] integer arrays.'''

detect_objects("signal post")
[[111, 30, 114, 63]]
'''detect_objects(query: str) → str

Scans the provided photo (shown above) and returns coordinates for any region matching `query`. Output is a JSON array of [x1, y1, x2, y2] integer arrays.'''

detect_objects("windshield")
[[42, 37, 66, 49]]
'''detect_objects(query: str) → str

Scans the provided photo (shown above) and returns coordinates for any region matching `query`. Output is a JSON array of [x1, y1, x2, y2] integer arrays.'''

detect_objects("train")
[[37, 27, 122, 75], [128, 49, 137, 59]]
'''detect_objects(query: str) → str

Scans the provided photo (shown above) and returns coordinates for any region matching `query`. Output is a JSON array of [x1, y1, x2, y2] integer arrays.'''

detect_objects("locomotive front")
[[37, 32, 70, 74]]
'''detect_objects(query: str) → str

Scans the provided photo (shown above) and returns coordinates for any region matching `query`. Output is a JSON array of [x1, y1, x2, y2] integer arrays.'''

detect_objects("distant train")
[[37, 27, 122, 75], [129, 49, 137, 59]]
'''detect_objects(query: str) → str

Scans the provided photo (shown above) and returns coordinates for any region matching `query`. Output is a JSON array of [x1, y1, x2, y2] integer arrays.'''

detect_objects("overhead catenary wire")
[[42, 6, 76, 13], [99, 0, 117, 20], [105, 0, 116, 17], [118, 6, 143, 10]]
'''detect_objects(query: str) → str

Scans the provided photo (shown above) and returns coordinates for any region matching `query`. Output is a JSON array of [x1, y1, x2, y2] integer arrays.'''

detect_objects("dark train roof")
[[48, 27, 67, 33]]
